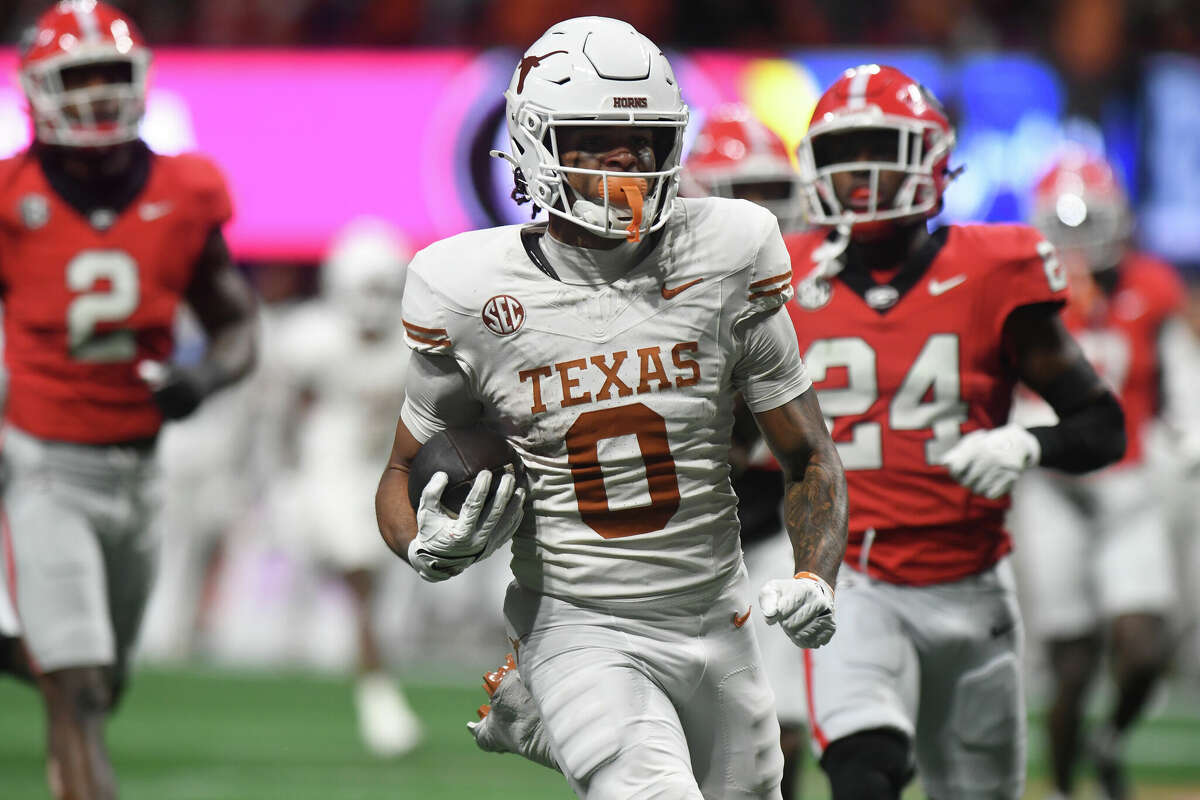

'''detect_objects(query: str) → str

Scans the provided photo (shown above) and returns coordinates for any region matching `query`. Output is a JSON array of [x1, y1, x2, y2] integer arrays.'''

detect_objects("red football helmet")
[[684, 103, 803, 232], [797, 64, 956, 234], [19, 0, 150, 147], [1031, 149, 1131, 272]]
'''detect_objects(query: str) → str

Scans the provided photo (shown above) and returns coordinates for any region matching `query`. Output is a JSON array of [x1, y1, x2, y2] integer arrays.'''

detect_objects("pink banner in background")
[[0, 49, 479, 260]]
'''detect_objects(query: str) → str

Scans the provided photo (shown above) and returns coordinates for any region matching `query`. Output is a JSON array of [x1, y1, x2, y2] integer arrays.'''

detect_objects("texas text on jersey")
[[0, 146, 232, 443], [785, 222, 1069, 586]]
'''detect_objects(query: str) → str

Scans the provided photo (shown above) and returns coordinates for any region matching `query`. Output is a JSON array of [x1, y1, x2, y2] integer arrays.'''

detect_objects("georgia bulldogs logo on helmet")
[[482, 294, 525, 336]]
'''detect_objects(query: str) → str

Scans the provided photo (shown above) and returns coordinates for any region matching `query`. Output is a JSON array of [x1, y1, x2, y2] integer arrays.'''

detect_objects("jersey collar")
[[35, 141, 153, 228], [521, 222, 665, 284], [837, 226, 950, 314]]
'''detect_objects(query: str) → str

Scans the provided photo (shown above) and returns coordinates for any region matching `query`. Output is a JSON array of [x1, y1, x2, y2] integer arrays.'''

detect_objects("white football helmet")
[[321, 217, 411, 335], [491, 17, 689, 241]]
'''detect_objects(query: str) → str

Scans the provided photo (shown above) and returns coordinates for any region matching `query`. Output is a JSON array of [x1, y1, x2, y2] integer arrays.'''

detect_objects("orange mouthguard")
[[604, 176, 647, 242]]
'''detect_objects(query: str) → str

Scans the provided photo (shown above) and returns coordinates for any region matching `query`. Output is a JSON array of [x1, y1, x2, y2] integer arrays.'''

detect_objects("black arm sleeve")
[[1027, 361, 1127, 473]]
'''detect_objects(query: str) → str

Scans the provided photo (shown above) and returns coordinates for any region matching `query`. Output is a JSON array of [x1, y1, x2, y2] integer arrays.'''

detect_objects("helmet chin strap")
[[809, 222, 852, 281]]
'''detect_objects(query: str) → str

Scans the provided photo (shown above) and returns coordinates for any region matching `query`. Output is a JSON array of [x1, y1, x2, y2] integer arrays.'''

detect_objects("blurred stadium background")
[[1, 0, 1199, 798]]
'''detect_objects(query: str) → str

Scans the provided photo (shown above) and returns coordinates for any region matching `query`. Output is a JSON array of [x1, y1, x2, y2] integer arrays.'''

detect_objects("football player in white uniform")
[[376, 17, 847, 800], [275, 218, 422, 757]]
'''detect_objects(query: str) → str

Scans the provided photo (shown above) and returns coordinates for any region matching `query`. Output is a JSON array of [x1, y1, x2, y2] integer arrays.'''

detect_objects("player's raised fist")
[[759, 571, 836, 649], [939, 424, 1041, 499]]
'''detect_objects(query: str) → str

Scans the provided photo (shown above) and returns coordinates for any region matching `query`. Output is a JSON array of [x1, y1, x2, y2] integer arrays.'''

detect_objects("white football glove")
[[468, 654, 559, 771], [939, 424, 1041, 500], [759, 571, 836, 649], [407, 469, 525, 582]]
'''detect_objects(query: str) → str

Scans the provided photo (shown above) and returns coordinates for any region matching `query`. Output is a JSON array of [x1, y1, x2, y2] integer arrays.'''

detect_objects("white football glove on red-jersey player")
[[407, 470, 525, 582], [759, 571, 836, 649], [468, 654, 559, 771], [939, 424, 1041, 500]]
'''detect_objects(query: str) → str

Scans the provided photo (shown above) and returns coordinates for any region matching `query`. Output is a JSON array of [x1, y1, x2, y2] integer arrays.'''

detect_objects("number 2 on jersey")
[[804, 334, 967, 469], [66, 250, 140, 363]]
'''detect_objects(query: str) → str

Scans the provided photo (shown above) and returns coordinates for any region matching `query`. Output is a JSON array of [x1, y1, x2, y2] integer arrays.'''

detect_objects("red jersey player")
[[786, 66, 1124, 800], [0, 3, 257, 798], [1010, 151, 1184, 800]]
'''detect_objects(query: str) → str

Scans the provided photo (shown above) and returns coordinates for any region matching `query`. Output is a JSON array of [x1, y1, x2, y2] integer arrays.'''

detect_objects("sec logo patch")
[[482, 294, 525, 336]]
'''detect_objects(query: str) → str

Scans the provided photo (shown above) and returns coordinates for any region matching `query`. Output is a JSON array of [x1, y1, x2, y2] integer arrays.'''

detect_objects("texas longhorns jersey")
[[785, 224, 1068, 585], [0, 148, 232, 443], [401, 198, 807, 605]]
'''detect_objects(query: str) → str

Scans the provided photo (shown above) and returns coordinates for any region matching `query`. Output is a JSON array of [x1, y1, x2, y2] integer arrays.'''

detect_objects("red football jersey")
[[0, 148, 232, 443], [1061, 253, 1183, 465], [785, 224, 1069, 585]]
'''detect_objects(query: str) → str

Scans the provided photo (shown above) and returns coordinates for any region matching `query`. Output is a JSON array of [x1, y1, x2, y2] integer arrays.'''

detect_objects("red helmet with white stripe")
[[797, 64, 956, 233], [19, 0, 150, 147], [684, 103, 803, 231], [1032, 149, 1131, 272]]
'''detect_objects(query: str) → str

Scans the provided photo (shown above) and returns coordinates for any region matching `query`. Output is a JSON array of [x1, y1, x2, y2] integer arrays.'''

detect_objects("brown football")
[[407, 426, 527, 515]]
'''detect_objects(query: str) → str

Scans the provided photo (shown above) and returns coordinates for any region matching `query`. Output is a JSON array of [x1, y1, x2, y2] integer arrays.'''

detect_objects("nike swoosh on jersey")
[[138, 201, 173, 221], [732, 606, 752, 628], [661, 277, 704, 300], [928, 274, 967, 296]]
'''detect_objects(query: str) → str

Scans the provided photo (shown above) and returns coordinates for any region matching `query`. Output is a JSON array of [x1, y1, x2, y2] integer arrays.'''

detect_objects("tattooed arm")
[[753, 388, 848, 584]]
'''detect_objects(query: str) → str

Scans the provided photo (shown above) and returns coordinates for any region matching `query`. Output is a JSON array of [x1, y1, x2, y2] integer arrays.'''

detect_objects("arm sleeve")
[[1029, 393, 1126, 472], [732, 308, 812, 412], [1026, 356, 1126, 472], [399, 350, 482, 443]]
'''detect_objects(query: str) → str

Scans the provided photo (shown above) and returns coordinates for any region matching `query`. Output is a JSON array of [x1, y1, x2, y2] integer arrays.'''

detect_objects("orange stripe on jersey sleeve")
[[748, 284, 791, 301], [402, 319, 451, 347], [749, 270, 793, 289]]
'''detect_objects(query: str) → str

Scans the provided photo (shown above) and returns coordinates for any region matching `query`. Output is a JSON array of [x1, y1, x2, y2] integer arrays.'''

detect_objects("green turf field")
[[2, 668, 1199, 799]]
